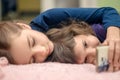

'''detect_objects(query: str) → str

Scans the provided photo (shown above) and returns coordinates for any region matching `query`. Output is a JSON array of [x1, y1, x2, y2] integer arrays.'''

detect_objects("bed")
[[0, 58, 120, 80]]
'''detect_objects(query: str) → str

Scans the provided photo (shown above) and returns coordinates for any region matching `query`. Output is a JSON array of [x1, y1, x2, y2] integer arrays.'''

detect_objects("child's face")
[[74, 35, 101, 64], [9, 24, 54, 64]]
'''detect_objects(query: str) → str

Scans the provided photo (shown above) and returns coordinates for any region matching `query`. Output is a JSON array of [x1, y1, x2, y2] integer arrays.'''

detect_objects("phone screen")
[[96, 46, 109, 72]]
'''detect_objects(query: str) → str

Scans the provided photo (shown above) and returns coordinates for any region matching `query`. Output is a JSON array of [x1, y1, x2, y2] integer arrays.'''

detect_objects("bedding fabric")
[[0, 62, 120, 80]]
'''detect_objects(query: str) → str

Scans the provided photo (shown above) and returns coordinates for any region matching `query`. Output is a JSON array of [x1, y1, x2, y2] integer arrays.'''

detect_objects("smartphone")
[[96, 46, 109, 72]]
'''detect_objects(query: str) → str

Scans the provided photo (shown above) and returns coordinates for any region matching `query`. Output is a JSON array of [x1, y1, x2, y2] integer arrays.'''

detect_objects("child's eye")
[[32, 38, 35, 47], [83, 41, 88, 48]]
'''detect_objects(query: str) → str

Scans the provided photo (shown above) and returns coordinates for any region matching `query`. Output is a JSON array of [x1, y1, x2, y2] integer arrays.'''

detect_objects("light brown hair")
[[0, 21, 23, 64], [46, 19, 96, 63]]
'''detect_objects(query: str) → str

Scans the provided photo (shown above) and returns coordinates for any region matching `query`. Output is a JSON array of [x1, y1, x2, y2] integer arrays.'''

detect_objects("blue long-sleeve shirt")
[[30, 7, 120, 42]]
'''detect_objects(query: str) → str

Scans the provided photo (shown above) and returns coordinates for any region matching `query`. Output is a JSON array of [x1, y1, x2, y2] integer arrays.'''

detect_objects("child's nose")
[[32, 46, 46, 62], [86, 48, 97, 64], [33, 46, 45, 54], [87, 47, 97, 55]]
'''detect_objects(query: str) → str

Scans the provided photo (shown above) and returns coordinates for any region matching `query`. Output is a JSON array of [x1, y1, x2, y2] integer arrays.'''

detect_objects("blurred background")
[[0, 0, 120, 23]]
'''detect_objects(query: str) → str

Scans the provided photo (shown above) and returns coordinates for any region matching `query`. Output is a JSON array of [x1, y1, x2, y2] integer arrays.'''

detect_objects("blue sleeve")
[[30, 7, 120, 32]]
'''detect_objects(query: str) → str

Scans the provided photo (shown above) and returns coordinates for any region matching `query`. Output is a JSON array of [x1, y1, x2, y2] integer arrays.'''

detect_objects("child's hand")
[[103, 26, 120, 72], [0, 57, 9, 67]]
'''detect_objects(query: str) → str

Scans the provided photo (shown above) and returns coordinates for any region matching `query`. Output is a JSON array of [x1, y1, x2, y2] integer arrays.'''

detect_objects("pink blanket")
[[0, 57, 120, 80]]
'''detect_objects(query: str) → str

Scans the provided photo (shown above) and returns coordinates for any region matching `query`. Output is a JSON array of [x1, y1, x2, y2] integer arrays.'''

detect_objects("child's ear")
[[0, 57, 9, 67], [17, 23, 32, 29]]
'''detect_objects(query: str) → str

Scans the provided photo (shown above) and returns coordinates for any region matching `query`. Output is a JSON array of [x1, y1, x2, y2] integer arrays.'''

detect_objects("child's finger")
[[114, 41, 120, 71], [108, 41, 115, 67], [102, 40, 108, 46], [107, 41, 115, 72], [114, 67, 119, 71], [108, 63, 114, 72]]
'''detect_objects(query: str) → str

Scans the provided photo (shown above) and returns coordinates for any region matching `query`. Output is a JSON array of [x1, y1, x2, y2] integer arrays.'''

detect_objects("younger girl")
[[46, 19, 120, 72]]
